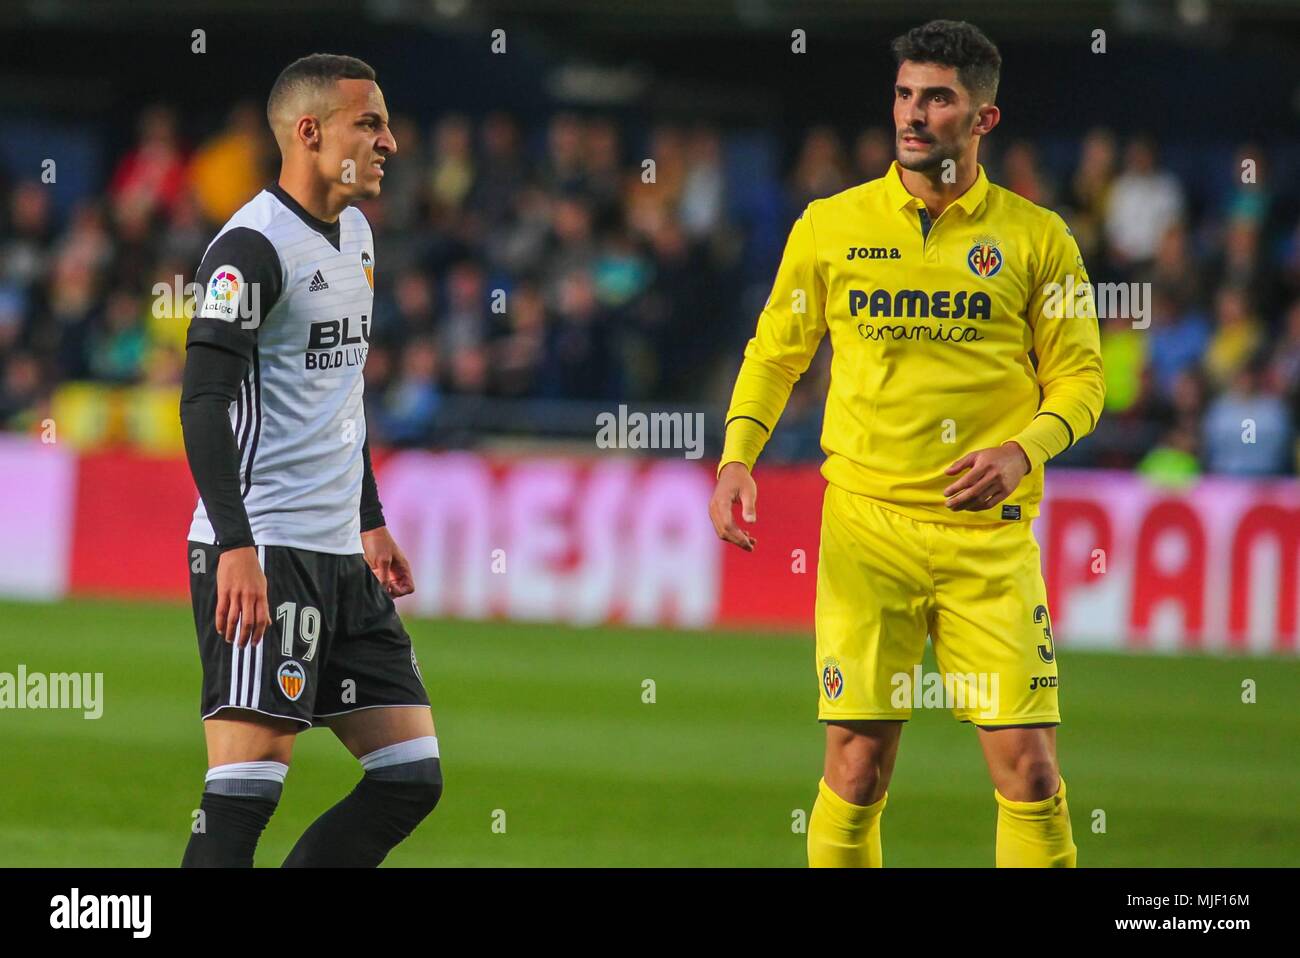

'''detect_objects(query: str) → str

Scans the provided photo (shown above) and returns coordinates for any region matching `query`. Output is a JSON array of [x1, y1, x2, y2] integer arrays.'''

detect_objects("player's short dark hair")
[[891, 20, 1001, 104], [267, 53, 377, 126]]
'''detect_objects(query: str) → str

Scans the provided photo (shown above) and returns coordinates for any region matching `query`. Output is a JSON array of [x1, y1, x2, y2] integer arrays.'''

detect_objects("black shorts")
[[189, 541, 430, 728]]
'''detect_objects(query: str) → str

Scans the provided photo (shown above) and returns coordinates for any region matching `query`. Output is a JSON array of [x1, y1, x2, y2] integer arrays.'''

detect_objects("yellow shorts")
[[815, 482, 1060, 726]]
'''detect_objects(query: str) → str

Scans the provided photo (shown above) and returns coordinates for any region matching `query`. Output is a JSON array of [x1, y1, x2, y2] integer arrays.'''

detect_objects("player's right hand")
[[709, 462, 758, 552], [215, 546, 270, 647]]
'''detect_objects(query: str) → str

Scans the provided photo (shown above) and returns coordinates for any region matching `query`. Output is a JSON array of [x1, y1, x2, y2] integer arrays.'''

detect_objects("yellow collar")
[[884, 160, 989, 217]]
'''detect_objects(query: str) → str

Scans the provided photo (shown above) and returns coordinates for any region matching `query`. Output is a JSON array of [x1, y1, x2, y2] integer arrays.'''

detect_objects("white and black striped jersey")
[[182, 184, 383, 555]]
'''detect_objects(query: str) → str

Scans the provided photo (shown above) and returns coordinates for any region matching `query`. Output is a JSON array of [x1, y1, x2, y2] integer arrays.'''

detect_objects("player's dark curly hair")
[[890, 20, 1001, 104], [267, 54, 377, 126]]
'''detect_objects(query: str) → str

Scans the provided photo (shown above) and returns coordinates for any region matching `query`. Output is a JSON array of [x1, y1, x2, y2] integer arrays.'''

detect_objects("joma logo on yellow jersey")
[[848, 288, 992, 320], [846, 246, 901, 260]]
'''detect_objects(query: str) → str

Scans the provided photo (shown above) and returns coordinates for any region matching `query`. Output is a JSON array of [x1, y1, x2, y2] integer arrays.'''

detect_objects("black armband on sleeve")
[[360, 436, 386, 532], [187, 227, 283, 360], [179, 342, 256, 550]]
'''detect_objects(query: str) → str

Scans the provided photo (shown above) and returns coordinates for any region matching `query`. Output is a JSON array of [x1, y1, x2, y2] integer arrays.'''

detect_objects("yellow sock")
[[994, 776, 1077, 867], [807, 777, 887, 867]]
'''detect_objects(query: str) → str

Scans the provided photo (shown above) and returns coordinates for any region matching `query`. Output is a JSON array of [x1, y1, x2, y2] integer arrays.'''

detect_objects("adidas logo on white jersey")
[[308, 270, 330, 292]]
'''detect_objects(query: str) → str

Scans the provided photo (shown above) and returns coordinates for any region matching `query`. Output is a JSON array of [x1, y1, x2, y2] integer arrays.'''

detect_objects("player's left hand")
[[362, 526, 416, 597], [942, 442, 1032, 512]]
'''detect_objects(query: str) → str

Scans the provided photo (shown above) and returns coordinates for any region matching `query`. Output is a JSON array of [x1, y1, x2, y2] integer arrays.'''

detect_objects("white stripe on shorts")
[[227, 544, 268, 709]]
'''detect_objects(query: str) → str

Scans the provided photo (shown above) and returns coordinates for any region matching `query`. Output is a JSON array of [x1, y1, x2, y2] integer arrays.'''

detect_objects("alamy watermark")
[[890, 666, 1000, 720], [1, 665, 103, 719], [152, 273, 263, 329], [49, 888, 150, 937], [595, 405, 705, 460], [1042, 275, 1151, 328]]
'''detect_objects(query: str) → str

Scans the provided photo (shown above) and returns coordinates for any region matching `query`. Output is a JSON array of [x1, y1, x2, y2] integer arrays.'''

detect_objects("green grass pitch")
[[1, 597, 1297, 867]]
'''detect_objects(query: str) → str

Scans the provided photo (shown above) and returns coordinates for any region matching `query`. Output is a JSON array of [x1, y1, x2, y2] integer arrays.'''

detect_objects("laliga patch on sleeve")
[[1001, 504, 1021, 520], [199, 264, 244, 322]]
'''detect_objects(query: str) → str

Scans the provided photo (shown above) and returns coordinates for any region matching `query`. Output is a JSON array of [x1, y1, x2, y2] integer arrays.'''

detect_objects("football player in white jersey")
[[179, 54, 440, 867]]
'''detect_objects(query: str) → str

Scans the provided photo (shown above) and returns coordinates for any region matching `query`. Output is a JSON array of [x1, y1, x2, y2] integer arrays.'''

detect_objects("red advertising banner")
[[1038, 471, 1300, 655], [0, 437, 1294, 655]]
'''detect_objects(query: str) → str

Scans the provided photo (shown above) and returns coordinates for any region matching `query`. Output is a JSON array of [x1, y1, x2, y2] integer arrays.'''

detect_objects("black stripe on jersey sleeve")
[[186, 227, 283, 362], [241, 349, 263, 499], [725, 414, 771, 434], [1033, 410, 1076, 449]]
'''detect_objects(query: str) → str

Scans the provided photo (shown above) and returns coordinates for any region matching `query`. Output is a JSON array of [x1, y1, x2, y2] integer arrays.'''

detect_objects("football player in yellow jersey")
[[708, 20, 1103, 867]]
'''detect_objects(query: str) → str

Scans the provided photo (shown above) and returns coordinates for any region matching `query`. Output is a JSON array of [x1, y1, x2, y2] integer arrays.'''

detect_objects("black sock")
[[282, 759, 442, 868], [181, 792, 279, 867]]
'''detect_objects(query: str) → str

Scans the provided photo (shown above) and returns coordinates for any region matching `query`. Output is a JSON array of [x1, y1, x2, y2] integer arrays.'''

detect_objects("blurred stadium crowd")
[[1, 101, 1297, 478]]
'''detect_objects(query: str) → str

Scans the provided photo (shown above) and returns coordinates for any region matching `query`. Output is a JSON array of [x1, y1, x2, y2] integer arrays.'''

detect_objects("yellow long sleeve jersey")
[[721, 161, 1105, 524]]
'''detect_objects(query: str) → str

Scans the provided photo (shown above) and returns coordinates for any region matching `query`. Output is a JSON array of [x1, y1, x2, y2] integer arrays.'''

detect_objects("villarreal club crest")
[[967, 235, 1003, 278], [821, 657, 845, 701]]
